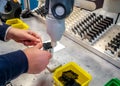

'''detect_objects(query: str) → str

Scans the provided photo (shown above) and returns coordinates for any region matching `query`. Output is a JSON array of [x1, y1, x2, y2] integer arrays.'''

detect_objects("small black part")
[[72, 28, 77, 34], [114, 45, 118, 51], [103, 19, 111, 26], [92, 20, 97, 24], [90, 22, 95, 27], [118, 52, 120, 57], [90, 14, 95, 19], [77, 26, 82, 32], [99, 15, 103, 19], [88, 25, 99, 35], [88, 16, 92, 21], [87, 33, 95, 40], [34, 5, 48, 17], [109, 43, 117, 51], [21, 9, 34, 18], [91, 28, 99, 35], [106, 17, 114, 24], [108, 42, 112, 47], [78, 32, 83, 37], [93, 26, 102, 33], [86, 17, 90, 22], [74, 27, 81, 35], [113, 38, 116, 41], [72, 82, 81, 86], [111, 50, 114, 54], [110, 40, 116, 44], [101, 20, 109, 27], [98, 15, 103, 21], [85, 26, 89, 30], [89, 30, 97, 37], [99, 22, 108, 28], [58, 70, 81, 86], [84, 20, 87, 24], [96, 24, 105, 31], [96, 17, 101, 22], [116, 35, 120, 39], [113, 38, 118, 42], [118, 33, 120, 36], [43, 42, 52, 50], [76, 25, 80, 28], [92, 13, 96, 17]]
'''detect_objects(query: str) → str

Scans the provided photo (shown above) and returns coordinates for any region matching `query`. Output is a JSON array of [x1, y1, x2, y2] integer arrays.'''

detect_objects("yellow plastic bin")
[[53, 62, 92, 86], [6, 18, 23, 25], [11, 23, 29, 30], [6, 18, 29, 30]]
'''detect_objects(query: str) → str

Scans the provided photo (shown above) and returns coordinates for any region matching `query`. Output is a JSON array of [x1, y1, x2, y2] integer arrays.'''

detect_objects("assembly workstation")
[[0, 0, 120, 86]]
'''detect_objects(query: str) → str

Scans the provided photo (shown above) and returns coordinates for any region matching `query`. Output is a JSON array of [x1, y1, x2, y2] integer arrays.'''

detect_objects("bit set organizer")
[[106, 33, 120, 54], [105, 32, 120, 58], [65, 7, 120, 68], [34, 5, 48, 17], [65, 7, 113, 44]]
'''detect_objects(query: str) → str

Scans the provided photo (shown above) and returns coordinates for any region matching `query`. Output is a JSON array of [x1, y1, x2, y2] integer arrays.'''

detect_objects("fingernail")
[[36, 39, 40, 42]]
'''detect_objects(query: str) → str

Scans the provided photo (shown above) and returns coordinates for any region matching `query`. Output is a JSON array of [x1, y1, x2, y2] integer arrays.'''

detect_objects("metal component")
[[24, 0, 30, 10], [0, 0, 22, 22], [34, 5, 48, 17], [21, 0, 34, 18], [33, 0, 49, 17], [105, 32, 120, 54]]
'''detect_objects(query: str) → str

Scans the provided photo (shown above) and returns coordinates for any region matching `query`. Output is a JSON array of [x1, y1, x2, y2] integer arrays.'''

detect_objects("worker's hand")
[[23, 43, 52, 74], [6, 28, 42, 46]]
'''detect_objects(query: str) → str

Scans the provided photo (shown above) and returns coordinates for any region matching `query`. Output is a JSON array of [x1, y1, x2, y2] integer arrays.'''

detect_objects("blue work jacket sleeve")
[[0, 50, 28, 85], [0, 23, 10, 41]]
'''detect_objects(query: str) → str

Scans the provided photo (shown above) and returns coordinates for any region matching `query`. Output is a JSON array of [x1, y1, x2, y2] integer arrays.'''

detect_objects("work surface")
[[0, 16, 120, 86]]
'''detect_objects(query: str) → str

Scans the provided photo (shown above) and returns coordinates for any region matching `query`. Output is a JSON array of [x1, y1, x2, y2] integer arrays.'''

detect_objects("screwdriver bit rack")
[[64, 7, 120, 68]]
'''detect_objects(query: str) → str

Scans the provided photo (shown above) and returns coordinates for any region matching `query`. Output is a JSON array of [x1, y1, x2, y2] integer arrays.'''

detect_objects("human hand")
[[23, 43, 52, 74], [6, 28, 42, 46]]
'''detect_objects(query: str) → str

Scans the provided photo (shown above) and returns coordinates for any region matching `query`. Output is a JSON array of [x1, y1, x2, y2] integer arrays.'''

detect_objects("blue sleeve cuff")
[[0, 50, 28, 85], [0, 23, 10, 41]]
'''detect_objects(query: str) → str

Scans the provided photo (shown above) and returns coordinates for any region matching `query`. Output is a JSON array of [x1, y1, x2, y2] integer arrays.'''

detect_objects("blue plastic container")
[[20, 0, 38, 10]]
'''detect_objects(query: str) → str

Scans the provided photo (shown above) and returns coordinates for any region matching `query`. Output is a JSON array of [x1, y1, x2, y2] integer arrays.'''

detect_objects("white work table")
[[0, 16, 120, 86]]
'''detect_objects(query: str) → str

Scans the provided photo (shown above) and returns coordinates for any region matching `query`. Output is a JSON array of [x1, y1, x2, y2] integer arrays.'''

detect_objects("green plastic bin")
[[104, 78, 120, 86]]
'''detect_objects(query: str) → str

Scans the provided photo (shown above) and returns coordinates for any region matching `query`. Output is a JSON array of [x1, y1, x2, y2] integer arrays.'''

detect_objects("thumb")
[[35, 43, 43, 49]]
